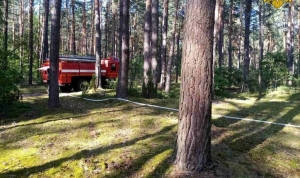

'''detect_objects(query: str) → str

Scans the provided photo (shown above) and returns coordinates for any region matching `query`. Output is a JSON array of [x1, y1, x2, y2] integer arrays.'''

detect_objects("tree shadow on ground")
[[0, 124, 176, 177], [212, 92, 300, 177]]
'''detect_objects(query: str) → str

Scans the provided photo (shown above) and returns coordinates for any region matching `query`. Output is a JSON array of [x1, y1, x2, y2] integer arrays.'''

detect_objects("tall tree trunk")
[[151, 0, 158, 93], [111, 0, 117, 56], [242, 0, 252, 92], [28, 0, 34, 85], [237, 0, 243, 69], [175, 0, 215, 172], [41, 0, 49, 62], [165, 0, 179, 93], [175, 20, 181, 84], [228, 0, 233, 70], [118, 0, 123, 60], [91, 2, 95, 55], [104, 3, 109, 58], [298, 7, 300, 76], [159, 0, 169, 89], [95, 0, 102, 88], [218, 0, 224, 69], [66, 0, 70, 53], [213, 0, 222, 68], [287, 1, 294, 85], [82, 0, 87, 55], [48, 0, 62, 108], [142, 0, 153, 98], [3, 0, 9, 70], [258, 1, 264, 99], [71, 0, 76, 55], [117, 0, 130, 98], [19, 0, 24, 74]]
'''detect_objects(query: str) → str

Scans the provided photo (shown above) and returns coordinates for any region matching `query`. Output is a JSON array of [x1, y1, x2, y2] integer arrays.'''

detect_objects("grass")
[[0, 85, 300, 177]]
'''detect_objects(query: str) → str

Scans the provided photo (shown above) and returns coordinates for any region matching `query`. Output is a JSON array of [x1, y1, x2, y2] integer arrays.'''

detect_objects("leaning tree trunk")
[[28, 0, 34, 85], [165, 0, 179, 93], [175, 0, 215, 172], [242, 0, 252, 92], [159, 0, 169, 89], [48, 0, 62, 108], [94, 0, 102, 89], [117, 0, 130, 98]]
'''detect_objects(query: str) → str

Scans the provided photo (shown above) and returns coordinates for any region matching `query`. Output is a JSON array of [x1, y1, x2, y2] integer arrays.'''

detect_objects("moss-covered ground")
[[1, 85, 299, 177]]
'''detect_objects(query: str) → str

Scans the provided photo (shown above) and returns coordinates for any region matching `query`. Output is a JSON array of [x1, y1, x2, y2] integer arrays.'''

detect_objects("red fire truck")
[[39, 56, 119, 92]]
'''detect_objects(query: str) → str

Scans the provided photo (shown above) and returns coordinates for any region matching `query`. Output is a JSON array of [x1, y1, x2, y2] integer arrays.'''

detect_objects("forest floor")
[[0, 84, 300, 177]]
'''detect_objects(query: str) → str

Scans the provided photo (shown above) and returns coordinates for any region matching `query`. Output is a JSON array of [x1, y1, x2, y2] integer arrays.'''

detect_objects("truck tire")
[[75, 79, 88, 91], [60, 85, 72, 92]]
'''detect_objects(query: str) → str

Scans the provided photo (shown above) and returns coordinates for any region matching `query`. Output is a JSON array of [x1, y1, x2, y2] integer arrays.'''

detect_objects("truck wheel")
[[60, 86, 72, 92], [75, 79, 88, 91]]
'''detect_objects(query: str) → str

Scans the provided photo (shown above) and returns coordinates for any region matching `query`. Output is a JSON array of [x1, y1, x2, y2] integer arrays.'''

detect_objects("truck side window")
[[111, 64, 116, 71]]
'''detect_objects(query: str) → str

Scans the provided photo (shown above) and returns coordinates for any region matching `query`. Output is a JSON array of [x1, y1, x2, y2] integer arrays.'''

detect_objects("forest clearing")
[[0, 85, 300, 177]]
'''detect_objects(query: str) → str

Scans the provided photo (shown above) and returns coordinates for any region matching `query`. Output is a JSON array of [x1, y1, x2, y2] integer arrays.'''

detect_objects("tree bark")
[[28, 0, 34, 85], [165, 0, 179, 93], [242, 0, 252, 92], [175, 0, 215, 172], [48, 0, 62, 108], [159, 0, 169, 89], [117, 0, 130, 98]]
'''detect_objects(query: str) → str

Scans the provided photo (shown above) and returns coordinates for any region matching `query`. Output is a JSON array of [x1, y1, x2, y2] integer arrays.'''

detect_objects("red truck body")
[[39, 56, 119, 91]]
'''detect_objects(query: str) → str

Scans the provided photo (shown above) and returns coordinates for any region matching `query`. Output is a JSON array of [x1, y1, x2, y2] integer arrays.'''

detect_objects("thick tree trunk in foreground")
[[48, 0, 62, 108], [175, 0, 215, 172], [117, 0, 130, 98]]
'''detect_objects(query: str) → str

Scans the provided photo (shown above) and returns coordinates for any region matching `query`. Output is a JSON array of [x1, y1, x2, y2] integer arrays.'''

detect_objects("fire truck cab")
[[39, 56, 119, 92]]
